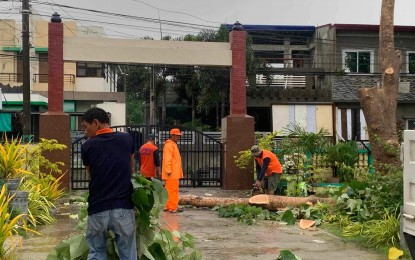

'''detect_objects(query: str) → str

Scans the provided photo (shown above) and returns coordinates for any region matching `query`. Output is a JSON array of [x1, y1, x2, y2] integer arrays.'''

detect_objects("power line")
[[129, 0, 220, 24], [32, 12, 201, 38], [30, 0, 218, 30]]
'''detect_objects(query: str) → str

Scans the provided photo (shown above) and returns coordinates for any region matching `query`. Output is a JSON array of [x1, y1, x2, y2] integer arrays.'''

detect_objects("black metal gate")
[[71, 125, 223, 190]]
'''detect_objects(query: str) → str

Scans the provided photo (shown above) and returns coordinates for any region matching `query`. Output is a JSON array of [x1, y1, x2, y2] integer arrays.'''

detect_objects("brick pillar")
[[222, 22, 255, 190], [39, 13, 70, 190]]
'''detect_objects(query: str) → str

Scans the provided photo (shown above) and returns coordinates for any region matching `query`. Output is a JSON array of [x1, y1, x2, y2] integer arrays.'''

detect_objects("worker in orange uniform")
[[162, 128, 184, 213], [250, 145, 283, 195], [138, 134, 160, 180]]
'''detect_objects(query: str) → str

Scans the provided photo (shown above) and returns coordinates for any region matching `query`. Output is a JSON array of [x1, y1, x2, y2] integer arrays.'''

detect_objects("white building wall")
[[76, 78, 111, 92], [272, 104, 333, 135], [97, 102, 126, 126]]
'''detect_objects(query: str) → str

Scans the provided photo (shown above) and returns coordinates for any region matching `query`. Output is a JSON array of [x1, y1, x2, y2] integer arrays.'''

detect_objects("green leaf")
[[277, 249, 298, 260], [139, 210, 151, 227], [147, 242, 166, 260], [68, 234, 89, 259], [281, 210, 296, 225], [47, 239, 70, 259], [78, 206, 88, 221], [132, 188, 150, 208], [45, 251, 60, 260], [151, 178, 164, 194]]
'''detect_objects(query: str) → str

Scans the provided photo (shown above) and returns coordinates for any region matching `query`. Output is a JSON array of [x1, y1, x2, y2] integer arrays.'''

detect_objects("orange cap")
[[170, 128, 182, 136]]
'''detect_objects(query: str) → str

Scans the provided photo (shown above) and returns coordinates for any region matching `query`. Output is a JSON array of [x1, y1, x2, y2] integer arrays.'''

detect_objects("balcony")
[[0, 73, 75, 90]]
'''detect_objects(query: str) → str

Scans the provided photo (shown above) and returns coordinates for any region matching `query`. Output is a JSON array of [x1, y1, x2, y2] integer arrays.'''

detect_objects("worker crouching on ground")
[[162, 128, 184, 213], [251, 145, 283, 195]]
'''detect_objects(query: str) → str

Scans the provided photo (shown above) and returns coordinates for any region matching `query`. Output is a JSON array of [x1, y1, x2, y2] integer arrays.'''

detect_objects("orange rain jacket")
[[255, 149, 282, 176], [161, 139, 183, 180]]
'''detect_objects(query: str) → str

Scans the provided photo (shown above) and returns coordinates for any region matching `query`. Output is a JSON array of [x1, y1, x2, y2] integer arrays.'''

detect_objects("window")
[[342, 50, 373, 73], [38, 53, 48, 83], [408, 52, 415, 74], [76, 62, 104, 77], [16, 53, 23, 82], [408, 119, 415, 130]]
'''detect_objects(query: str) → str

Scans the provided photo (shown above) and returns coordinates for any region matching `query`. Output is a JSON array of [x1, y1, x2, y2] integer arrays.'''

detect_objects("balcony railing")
[[0, 73, 75, 84], [255, 74, 306, 89], [0, 73, 23, 83], [33, 74, 75, 84]]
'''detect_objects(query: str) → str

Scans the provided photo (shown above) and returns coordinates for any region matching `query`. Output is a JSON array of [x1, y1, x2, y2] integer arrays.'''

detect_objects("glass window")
[[343, 51, 372, 73], [38, 53, 48, 83], [76, 62, 104, 77], [408, 52, 415, 73], [16, 53, 23, 82]]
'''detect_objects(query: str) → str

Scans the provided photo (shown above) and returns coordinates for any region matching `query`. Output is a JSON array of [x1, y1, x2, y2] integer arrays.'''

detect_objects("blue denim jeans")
[[86, 208, 137, 260]]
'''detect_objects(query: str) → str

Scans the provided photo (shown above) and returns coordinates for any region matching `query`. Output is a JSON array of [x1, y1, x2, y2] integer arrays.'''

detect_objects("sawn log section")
[[179, 194, 333, 210]]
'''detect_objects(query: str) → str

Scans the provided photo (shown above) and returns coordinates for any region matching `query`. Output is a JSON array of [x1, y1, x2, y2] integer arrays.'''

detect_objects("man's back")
[[81, 131, 134, 215], [139, 142, 158, 177]]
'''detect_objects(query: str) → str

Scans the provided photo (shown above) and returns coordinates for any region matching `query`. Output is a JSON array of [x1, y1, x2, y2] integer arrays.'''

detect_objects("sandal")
[[169, 208, 183, 213]]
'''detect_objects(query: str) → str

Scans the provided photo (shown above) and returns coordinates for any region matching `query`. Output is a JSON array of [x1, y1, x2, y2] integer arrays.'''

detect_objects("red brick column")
[[39, 13, 70, 190], [47, 13, 64, 112], [229, 26, 247, 115], [222, 22, 255, 190]]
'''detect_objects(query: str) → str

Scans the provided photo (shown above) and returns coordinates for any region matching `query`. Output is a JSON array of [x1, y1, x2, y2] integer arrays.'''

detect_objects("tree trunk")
[[357, 0, 402, 171], [179, 194, 333, 211]]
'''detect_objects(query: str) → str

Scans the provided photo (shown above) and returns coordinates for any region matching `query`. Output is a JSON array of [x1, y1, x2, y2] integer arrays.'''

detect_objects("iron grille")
[[408, 119, 415, 130]]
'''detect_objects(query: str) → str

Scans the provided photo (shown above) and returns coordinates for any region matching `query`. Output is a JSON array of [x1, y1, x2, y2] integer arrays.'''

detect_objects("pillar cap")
[[51, 12, 62, 23], [232, 21, 244, 31]]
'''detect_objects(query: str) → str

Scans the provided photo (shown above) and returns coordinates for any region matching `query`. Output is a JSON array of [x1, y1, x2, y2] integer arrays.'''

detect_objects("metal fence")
[[71, 125, 223, 190]]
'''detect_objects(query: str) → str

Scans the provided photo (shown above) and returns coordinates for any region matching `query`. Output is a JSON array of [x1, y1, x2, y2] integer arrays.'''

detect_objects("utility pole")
[[22, 0, 31, 139]]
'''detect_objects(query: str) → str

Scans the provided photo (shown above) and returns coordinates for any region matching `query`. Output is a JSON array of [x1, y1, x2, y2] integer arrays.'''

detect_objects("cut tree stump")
[[179, 194, 333, 211]]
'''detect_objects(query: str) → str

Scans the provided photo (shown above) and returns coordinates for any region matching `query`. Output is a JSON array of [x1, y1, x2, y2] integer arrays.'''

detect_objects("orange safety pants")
[[164, 179, 179, 211]]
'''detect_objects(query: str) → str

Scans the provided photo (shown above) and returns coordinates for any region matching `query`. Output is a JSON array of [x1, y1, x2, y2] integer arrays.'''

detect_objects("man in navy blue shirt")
[[81, 107, 136, 260]]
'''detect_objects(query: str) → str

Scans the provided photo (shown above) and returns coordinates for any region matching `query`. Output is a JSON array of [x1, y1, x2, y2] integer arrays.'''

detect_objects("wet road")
[[16, 188, 386, 260]]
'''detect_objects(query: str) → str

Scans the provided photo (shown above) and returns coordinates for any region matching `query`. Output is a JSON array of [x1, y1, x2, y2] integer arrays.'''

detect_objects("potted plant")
[[0, 185, 39, 258], [0, 136, 34, 218]]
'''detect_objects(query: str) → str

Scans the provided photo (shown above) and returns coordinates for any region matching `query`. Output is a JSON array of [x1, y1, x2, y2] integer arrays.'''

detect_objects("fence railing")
[[255, 74, 306, 88], [70, 126, 223, 190]]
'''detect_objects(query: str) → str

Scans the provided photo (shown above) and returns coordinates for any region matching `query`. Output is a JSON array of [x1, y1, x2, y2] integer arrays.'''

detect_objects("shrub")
[[0, 136, 32, 179]]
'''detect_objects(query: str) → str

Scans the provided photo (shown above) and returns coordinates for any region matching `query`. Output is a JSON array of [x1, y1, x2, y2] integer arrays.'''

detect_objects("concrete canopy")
[[63, 37, 232, 66]]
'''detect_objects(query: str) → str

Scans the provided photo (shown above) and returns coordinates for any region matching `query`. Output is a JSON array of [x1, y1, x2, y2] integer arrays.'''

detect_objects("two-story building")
[[316, 24, 415, 141], [0, 8, 125, 138], [227, 24, 415, 141]]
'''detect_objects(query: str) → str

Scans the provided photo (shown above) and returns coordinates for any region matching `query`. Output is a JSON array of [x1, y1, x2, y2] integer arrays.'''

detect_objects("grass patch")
[[322, 223, 412, 259]]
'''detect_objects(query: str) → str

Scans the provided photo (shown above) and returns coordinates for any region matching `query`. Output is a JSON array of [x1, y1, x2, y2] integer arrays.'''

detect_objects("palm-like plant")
[[0, 136, 32, 179], [0, 185, 39, 258], [282, 124, 331, 155]]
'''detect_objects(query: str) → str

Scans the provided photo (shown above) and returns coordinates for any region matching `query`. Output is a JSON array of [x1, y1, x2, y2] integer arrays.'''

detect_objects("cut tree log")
[[179, 194, 333, 211], [248, 194, 270, 204]]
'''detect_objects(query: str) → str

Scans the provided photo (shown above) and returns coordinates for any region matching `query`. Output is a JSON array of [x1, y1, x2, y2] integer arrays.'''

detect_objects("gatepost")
[[39, 12, 71, 190], [222, 22, 255, 190]]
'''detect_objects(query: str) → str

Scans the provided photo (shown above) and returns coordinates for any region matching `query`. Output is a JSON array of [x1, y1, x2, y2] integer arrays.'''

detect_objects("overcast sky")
[[3, 0, 415, 39]]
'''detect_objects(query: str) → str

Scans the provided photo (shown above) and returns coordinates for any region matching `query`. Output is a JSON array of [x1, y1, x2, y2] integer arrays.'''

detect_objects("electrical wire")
[[129, 0, 220, 24], [30, 1, 218, 30]]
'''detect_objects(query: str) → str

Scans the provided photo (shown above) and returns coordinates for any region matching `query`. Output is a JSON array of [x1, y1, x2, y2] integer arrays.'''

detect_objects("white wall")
[[272, 104, 333, 135], [97, 102, 126, 126], [76, 78, 111, 92]]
